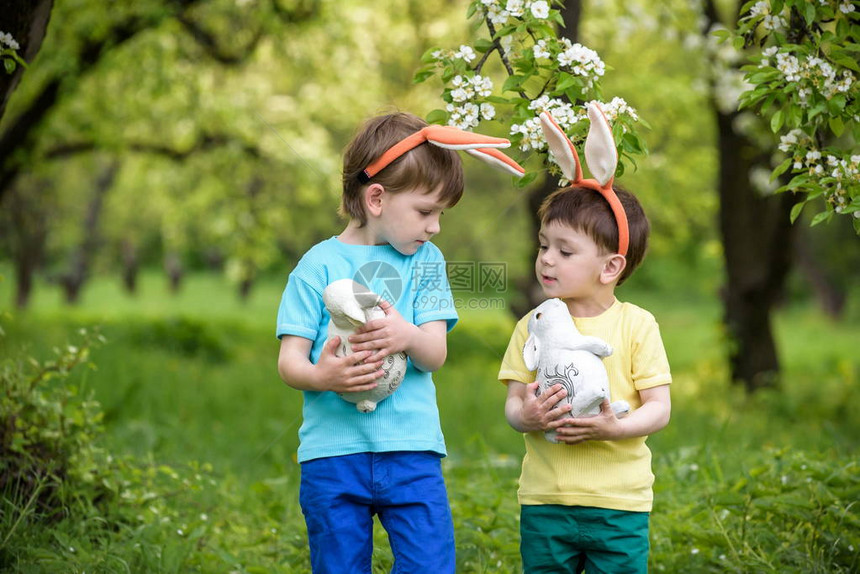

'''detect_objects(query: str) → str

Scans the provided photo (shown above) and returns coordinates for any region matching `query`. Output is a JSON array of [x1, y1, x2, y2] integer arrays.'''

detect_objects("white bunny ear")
[[523, 333, 540, 372], [539, 112, 581, 182], [465, 148, 525, 178], [584, 103, 617, 186]]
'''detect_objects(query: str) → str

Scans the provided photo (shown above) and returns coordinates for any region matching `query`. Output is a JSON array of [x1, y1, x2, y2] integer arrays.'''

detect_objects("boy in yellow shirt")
[[499, 108, 671, 573]]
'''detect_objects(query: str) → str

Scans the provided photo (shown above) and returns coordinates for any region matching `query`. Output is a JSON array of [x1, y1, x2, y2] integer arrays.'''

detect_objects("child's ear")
[[364, 183, 385, 217], [600, 254, 626, 285]]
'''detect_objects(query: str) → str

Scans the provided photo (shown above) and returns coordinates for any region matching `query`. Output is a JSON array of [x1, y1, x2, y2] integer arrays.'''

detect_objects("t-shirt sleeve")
[[631, 313, 672, 390], [276, 272, 324, 341], [411, 246, 458, 332], [498, 314, 535, 385]]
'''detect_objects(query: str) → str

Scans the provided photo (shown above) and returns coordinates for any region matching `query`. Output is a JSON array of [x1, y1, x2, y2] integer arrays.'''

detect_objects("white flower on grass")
[[840, 1, 855, 14], [530, 0, 550, 19]]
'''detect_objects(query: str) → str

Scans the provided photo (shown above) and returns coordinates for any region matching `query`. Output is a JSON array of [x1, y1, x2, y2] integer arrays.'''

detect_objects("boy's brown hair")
[[538, 185, 650, 285], [341, 113, 464, 226]]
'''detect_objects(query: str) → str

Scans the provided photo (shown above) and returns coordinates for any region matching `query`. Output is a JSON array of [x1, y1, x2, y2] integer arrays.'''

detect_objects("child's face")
[[535, 221, 610, 301], [377, 185, 447, 255]]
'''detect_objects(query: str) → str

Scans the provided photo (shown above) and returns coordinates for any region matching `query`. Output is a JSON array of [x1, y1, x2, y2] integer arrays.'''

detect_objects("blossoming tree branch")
[[729, 0, 858, 230], [414, 0, 648, 186]]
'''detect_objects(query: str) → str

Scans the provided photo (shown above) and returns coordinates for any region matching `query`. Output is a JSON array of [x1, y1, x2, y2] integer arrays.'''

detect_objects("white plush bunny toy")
[[524, 298, 630, 442], [322, 279, 408, 413]]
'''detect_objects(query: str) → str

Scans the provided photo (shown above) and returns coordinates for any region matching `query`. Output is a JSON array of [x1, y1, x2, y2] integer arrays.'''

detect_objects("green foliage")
[[653, 448, 860, 573], [414, 0, 648, 182], [0, 328, 106, 521], [1, 272, 858, 571], [733, 0, 860, 231], [129, 316, 230, 362]]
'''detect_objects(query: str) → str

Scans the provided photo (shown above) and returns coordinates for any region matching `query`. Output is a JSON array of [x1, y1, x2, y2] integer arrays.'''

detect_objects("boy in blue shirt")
[[276, 111, 522, 573]]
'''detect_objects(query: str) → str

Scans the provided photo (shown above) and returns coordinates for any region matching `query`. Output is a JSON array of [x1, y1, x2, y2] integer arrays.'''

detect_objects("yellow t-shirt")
[[498, 299, 671, 512]]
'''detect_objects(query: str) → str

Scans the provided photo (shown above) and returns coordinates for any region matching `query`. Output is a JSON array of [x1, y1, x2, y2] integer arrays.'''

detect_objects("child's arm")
[[552, 384, 671, 444], [277, 335, 385, 393], [503, 380, 573, 433], [349, 300, 448, 372]]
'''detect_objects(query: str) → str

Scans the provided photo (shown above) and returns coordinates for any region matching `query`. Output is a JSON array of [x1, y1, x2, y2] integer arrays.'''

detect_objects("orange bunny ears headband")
[[358, 124, 525, 184], [539, 103, 629, 257]]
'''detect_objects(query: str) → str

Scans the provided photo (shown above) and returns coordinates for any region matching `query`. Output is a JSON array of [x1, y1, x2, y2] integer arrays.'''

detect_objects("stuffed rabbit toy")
[[524, 298, 630, 442], [322, 279, 407, 413]]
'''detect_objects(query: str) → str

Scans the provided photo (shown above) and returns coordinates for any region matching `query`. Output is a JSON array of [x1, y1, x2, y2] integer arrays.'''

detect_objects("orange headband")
[[538, 105, 629, 257], [358, 124, 525, 183]]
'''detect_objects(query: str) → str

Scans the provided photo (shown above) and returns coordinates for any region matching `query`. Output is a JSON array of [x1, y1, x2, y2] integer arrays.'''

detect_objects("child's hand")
[[349, 300, 413, 360], [553, 399, 623, 444], [314, 336, 385, 394], [518, 382, 574, 432]]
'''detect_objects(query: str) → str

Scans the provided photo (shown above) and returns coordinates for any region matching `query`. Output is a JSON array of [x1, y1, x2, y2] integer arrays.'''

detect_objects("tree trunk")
[[511, 0, 582, 318], [3, 184, 49, 309], [59, 160, 117, 304], [165, 252, 184, 293], [120, 239, 139, 294], [0, 0, 53, 120], [715, 111, 795, 392]]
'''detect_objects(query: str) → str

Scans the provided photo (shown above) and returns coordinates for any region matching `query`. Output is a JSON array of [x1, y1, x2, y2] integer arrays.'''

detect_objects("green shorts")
[[520, 504, 650, 574]]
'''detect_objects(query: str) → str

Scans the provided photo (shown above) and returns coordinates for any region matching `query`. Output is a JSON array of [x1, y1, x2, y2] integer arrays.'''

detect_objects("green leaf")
[[502, 75, 526, 92], [804, 2, 817, 26], [413, 68, 435, 84], [810, 210, 832, 226], [426, 109, 449, 125], [829, 115, 845, 137], [772, 158, 793, 180], [517, 171, 539, 187], [790, 201, 806, 223], [770, 109, 784, 133], [474, 38, 495, 53]]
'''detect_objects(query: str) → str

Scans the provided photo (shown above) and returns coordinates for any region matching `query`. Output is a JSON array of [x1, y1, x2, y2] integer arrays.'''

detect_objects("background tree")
[[418, 0, 857, 392]]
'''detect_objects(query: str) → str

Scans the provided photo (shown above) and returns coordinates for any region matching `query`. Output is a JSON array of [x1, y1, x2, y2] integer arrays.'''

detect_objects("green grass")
[[1, 269, 859, 572]]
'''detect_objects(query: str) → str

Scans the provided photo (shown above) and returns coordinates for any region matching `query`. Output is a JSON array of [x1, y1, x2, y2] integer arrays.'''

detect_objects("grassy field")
[[1, 269, 859, 572]]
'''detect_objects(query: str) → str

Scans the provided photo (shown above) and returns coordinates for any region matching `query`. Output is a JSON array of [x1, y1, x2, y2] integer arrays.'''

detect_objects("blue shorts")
[[520, 504, 650, 574], [299, 451, 455, 574]]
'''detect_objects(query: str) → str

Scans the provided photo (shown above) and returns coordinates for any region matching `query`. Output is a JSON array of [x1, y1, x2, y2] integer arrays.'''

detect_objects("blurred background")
[[1, 0, 858, 572]]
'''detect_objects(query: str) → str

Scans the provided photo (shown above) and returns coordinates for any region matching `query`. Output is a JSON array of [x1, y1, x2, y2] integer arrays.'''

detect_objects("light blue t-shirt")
[[276, 236, 458, 463]]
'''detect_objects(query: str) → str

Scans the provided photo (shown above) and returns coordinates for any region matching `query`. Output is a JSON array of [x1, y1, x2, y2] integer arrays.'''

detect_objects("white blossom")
[[840, 2, 855, 14], [480, 102, 496, 120], [506, 0, 525, 18], [0, 31, 20, 51], [530, 0, 550, 19], [556, 41, 605, 87], [533, 39, 551, 60], [454, 45, 476, 63]]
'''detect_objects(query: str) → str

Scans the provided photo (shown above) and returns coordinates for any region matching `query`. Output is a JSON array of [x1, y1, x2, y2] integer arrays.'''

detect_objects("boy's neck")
[[563, 290, 617, 318], [338, 220, 383, 246]]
